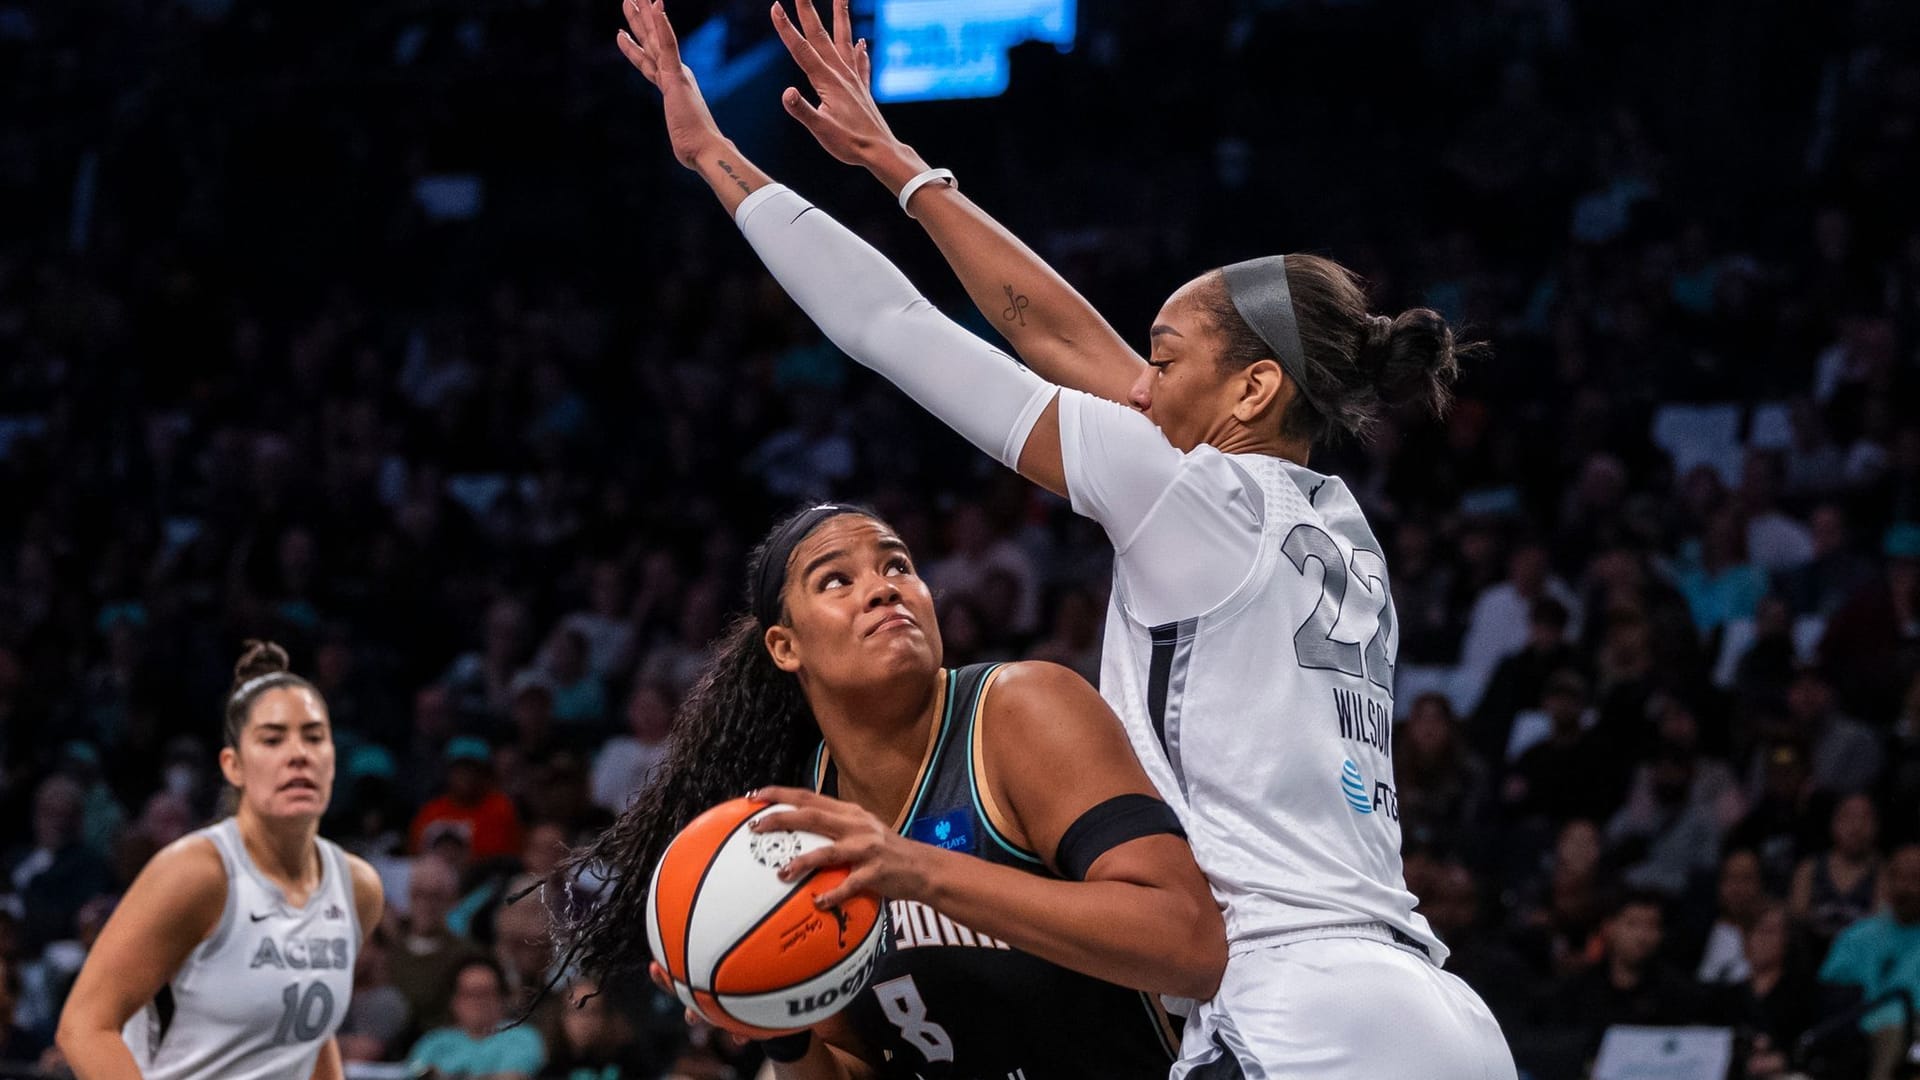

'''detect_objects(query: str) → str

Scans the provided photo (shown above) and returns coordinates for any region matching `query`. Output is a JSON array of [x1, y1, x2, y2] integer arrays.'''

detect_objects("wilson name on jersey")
[[812, 664, 1179, 1079], [1097, 456, 1445, 961]]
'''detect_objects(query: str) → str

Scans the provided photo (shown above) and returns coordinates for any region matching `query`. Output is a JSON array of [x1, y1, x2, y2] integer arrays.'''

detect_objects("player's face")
[[1132, 277, 1246, 453], [220, 686, 335, 822], [767, 515, 942, 689]]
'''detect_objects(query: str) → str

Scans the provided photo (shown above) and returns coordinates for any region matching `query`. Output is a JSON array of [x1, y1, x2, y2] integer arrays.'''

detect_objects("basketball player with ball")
[[559, 505, 1223, 1078]]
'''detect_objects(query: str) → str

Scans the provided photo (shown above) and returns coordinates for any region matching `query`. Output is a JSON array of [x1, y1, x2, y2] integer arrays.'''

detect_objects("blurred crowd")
[[3, 0, 1920, 1077]]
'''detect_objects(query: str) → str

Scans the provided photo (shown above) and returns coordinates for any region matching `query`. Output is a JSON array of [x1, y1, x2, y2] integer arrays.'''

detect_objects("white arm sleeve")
[[734, 184, 1054, 470]]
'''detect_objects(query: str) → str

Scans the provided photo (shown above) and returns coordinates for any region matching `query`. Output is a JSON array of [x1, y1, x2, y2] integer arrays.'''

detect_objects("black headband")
[[752, 504, 863, 628], [1221, 254, 1325, 416]]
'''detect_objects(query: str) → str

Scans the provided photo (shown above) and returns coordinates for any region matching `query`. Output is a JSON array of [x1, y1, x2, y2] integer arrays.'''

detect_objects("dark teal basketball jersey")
[[810, 663, 1180, 1079]]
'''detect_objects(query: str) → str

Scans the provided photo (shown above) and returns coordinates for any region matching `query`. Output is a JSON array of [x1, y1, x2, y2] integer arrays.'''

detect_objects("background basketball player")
[[55, 642, 383, 1080]]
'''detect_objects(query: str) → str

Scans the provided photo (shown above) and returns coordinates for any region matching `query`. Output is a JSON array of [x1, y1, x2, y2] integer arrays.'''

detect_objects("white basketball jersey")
[[123, 818, 359, 1080], [1082, 432, 1443, 953]]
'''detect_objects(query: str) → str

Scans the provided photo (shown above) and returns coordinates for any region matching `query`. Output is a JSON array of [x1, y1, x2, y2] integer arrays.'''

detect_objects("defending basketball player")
[[616, 2, 1516, 1075], [558, 504, 1222, 1078], [55, 642, 382, 1080]]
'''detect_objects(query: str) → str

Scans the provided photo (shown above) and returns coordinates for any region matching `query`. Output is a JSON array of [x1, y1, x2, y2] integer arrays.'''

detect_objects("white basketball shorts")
[[1171, 925, 1518, 1080]]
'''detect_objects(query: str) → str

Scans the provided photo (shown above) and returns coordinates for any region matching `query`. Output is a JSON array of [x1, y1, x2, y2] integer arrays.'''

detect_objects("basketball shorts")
[[1171, 924, 1518, 1080]]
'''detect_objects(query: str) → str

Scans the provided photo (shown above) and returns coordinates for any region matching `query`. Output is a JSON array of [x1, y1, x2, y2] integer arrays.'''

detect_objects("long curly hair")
[[549, 507, 880, 994]]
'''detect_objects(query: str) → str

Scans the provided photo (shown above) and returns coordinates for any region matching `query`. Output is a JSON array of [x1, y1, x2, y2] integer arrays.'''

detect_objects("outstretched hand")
[[617, 0, 725, 170], [770, 0, 904, 170]]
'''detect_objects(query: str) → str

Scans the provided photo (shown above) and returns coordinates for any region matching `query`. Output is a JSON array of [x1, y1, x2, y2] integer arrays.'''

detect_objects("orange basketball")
[[646, 797, 884, 1036]]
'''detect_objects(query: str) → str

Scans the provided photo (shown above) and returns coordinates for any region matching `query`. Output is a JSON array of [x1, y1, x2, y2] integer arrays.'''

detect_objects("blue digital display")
[[870, 0, 1076, 103]]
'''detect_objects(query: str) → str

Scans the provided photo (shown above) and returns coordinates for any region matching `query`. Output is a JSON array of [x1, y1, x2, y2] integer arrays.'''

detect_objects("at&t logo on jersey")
[[1339, 759, 1399, 820]]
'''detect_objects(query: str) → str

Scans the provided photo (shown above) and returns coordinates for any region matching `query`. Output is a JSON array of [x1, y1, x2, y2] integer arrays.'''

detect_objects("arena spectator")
[[1546, 892, 1708, 1052], [589, 682, 672, 817], [1395, 692, 1491, 855], [337, 925, 413, 1063], [1780, 666, 1883, 798], [407, 956, 547, 1080], [390, 855, 486, 1037], [1819, 845, 1920, 1080], [537, 977, 681, 1079], [1458, 543, 1584, 713], [538, 627, 607, 732], [1774, 504, 1877, 618], [1676, 508, 1770, 635], [0, 777, 112, 956], [1819, 524, 1920, 722], [1791, 794, 1886, 950], [411, 736, 524, 861], [1730, 742, 1826, 895], [1472, 597, 1580, 761], [1711, 903, 1831, 1074], [1697, 849, 1772, 985]]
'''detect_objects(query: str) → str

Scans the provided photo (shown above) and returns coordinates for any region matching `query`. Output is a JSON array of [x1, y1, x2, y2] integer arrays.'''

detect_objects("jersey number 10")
[[1282, 524, 1395, 693], [272, 981, 335, 1046]]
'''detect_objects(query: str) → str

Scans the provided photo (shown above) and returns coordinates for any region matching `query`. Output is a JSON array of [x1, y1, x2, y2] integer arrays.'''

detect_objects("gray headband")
[[1221, 255, 1323, 415]]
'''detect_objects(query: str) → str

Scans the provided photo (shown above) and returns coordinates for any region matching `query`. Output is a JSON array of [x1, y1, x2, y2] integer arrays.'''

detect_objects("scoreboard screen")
[[868, 0, 1076, 103]]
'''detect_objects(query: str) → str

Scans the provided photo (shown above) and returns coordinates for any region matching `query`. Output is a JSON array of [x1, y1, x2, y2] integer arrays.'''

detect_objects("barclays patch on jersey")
[[907, 809, 975, 853]]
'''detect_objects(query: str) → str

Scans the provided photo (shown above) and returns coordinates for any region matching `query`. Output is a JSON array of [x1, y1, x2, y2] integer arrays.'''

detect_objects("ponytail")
[[553, 579, 824, 991]]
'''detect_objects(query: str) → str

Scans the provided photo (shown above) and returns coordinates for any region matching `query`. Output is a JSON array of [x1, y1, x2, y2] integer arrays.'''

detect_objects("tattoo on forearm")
[[1001, 284, 1031, 326], [717, 159, 750, 194]]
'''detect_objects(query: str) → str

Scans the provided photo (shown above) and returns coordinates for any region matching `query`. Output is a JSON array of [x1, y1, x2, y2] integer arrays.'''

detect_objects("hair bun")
[[1370, 307, 1463, 415], [1358, 314, 1395, 377], [233, 639, 292, 686]]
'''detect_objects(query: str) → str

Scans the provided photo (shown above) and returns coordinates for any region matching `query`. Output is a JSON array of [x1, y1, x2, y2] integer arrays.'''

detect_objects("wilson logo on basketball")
[[785, 969, 868, 1018]]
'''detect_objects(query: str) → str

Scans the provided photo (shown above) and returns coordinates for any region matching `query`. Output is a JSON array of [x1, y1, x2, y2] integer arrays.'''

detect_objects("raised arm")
[[616, 0, 773, 215], [769, 0, 1147, 404], [620, 0, 1200, 538]]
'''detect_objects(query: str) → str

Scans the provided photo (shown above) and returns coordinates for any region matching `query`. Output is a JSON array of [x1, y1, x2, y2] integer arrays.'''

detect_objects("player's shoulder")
[[981, 662, 1114, 741], [985, 659, 1097, 704], [129, 832, 230, 911]]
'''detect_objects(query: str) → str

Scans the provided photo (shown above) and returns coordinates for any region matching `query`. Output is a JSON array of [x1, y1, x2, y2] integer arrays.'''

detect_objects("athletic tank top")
[[811, 663, 1179, 1080], [1092, 450, 1446, 959], [122, 818, 360, 1080]]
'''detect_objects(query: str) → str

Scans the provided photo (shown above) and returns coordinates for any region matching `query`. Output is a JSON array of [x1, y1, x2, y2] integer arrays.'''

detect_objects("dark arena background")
[[3, 0, 1920, 1078]]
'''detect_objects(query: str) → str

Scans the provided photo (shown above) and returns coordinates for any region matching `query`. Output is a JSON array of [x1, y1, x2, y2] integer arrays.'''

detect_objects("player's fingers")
[[616, 30, 659, 82], [753, 806, 844, 838], [628, 0, 662, 54], [648, 961, 672, 993], [814, 867, 874, 908], [646, 0, 682, 65], [855, 38, 870, 85], [832, 0, 854, 56], [776, 843, 853, 882], [749, 785, 824, 808], [781, 87, 837, 137], [770, 3, 835, 82], [793, 0, 838, 59]]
